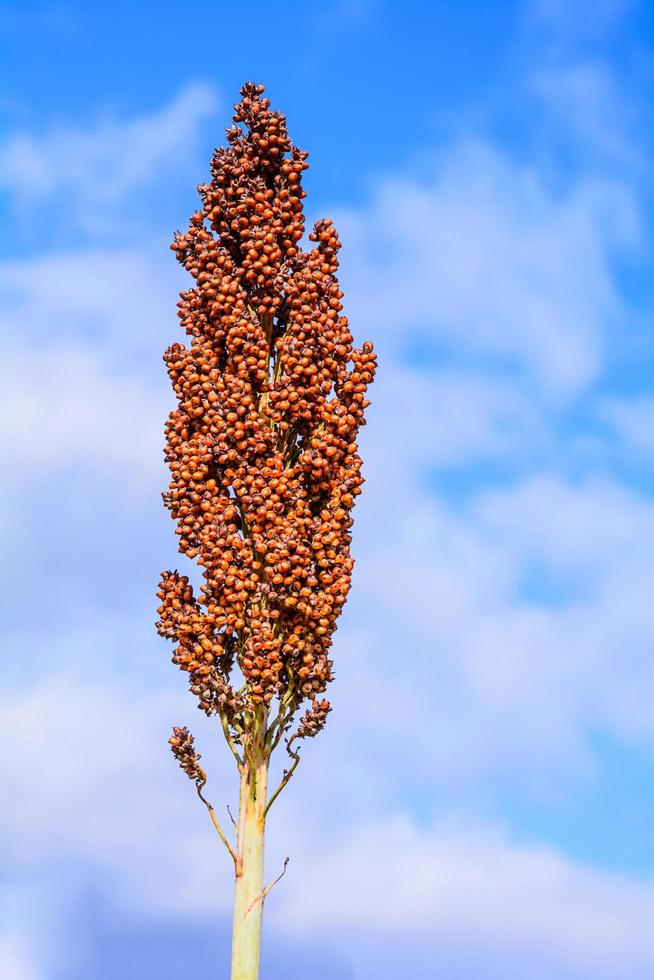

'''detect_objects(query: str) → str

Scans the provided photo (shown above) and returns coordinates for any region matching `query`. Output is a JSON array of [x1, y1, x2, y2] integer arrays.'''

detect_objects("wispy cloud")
[[1, 81, 218, 241], [525, 0, 636, 44], [598, 395, 654, 454], [274, 815, 654, 977], [337, 140, 638, 393]]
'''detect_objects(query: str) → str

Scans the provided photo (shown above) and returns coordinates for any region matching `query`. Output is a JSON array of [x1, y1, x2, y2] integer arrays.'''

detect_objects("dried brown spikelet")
[[169, 726, 204, 782]]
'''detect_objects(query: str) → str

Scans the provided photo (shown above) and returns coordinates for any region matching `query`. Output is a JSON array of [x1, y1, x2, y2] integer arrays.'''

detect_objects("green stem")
[[230, 731, 269, 979]]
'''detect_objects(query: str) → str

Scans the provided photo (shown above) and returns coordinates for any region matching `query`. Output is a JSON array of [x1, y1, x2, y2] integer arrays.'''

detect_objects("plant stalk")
[[230, 753, 268, 979]]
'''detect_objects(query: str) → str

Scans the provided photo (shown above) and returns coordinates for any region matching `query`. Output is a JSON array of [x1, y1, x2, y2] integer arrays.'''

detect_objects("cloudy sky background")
[[2, 0, 654, 977]]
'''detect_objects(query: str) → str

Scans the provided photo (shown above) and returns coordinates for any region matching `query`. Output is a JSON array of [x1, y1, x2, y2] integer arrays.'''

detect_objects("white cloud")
[[530, 62, 644, 169], [1, 248, 182, 353], [341, 462, 654, 783], [474, 473, 654, 577], [1, 342, 169, 489], [0, 247, 182, 497], [598, 395, 654, 454], [3, 661, 654, 980], [0, 671, 236, 919], [525, 0, 635, 42], [368, 365, 548, 475], [337, 140, 638, 393], [273, 815, 654, 978], [1, 81, 217, 208], [0, 934, 40, 980]]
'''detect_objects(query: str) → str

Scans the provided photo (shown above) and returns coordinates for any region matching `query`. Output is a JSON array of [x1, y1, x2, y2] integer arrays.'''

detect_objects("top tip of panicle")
[[239, 81, 266, 100], [233, 82, 271, 126]]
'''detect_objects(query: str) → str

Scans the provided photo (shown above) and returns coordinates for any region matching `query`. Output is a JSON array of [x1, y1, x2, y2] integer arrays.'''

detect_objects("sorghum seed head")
[[157, 82, 375, 739]]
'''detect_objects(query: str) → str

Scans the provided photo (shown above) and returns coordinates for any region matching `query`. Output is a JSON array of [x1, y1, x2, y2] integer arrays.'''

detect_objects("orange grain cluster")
[[156, 83, 376, 743]]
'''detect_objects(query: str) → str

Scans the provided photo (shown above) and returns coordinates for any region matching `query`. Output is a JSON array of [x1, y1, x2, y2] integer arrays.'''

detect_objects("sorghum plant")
[[156, 82, 376, 980]]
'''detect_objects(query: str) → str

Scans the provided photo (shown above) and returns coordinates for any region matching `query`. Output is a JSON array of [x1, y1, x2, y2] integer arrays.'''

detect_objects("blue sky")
[[2, 1, 654, 977]]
